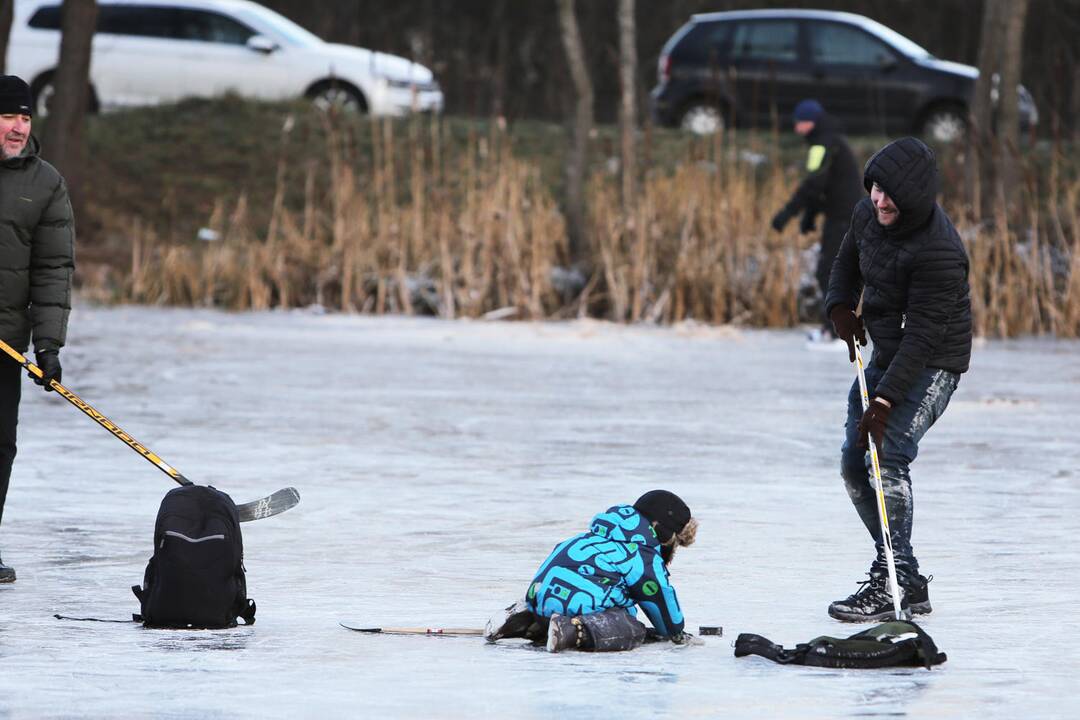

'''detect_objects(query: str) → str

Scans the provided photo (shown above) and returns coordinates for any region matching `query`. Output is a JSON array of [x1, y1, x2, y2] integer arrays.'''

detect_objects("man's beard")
[[2, 139, 26, 160]]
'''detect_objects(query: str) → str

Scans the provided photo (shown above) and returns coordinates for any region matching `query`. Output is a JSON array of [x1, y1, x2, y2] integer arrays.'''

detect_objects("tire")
[[306, 81, 367, 114], [29, 72, 99, 118], [29, 73, 57, 118], [919, 105, 967, 144], [678, 102, 725, 135]]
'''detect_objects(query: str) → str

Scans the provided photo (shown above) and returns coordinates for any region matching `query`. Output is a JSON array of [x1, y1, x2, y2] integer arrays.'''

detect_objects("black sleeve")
[[778, 142, 835, 219], [30, 175, 75, 352], [823, 206, 864, 316], [875, 242, 968, 405]]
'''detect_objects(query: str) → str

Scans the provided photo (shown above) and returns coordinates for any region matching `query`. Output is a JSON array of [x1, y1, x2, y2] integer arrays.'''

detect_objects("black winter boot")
[[903, 574, 932, 615], [828, 573, 910, 622], [546, 614, 588, 653], [0, 553, 15, 583], [484, 600, 541, 642]]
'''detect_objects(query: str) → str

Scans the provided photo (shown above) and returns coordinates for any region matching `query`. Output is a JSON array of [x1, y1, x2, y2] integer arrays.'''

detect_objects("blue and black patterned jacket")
[[525, 505, 686, 637]]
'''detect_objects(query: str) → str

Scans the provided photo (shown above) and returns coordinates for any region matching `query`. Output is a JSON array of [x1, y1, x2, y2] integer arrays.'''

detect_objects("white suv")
[[8, 0, 444, 117]]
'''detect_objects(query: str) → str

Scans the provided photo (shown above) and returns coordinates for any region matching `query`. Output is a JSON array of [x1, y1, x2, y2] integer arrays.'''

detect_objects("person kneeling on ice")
[[485, 490, 698, 653]]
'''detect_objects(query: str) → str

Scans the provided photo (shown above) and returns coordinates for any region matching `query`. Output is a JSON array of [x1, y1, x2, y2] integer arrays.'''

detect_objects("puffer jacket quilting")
[[826, 137, 971, 404], [0, 135, 75, 353]]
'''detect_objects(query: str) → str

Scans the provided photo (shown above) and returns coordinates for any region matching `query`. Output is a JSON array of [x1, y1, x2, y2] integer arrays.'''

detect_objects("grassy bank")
[[76, 97, 1079, 337]]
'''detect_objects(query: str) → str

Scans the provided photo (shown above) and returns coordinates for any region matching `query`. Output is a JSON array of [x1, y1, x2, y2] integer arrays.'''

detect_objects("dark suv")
[[650, 9, 1037, 141]]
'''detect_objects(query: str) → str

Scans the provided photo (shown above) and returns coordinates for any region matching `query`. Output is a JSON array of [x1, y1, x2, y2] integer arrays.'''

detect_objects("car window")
[[809, 22, 895, 66], [730, 21, 798, 62], [173, 9, 256, 45], [27, 5, 61, 29], [672, 21, 732, 64], [98, 6, 176, 38], [28, 4, 174, 37]]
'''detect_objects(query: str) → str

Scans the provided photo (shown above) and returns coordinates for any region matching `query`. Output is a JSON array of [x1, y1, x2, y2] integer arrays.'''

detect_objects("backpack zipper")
[[161, 530, 226, 547]]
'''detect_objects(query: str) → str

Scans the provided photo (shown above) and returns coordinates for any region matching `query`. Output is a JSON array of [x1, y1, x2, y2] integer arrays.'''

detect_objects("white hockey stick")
[[853, 344, 905, 621]]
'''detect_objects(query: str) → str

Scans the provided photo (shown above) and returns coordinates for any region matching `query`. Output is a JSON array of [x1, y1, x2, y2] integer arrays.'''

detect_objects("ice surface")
[[1, 306, 1077, 718]]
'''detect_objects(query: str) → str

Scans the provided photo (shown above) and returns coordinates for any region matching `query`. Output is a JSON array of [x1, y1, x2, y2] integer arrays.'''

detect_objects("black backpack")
[[132, 485, 256, 628], [735, 620, 946, 669]]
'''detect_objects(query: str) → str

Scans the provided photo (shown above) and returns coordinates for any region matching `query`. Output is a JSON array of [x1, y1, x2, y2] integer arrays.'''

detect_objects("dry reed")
[[102, 115, 1080, 338]]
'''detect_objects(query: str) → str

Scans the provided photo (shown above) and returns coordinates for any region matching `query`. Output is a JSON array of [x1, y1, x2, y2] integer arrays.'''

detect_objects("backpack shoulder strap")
[[238, 598, 256, 626], [734, 633, 810, 664], [906, 621, 948, 668]]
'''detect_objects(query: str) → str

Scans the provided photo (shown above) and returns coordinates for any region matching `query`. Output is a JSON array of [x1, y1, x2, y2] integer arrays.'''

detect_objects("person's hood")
[[862, 136, 938, 237], [588, 505, 662, 550], [0, 134, 40, 170]]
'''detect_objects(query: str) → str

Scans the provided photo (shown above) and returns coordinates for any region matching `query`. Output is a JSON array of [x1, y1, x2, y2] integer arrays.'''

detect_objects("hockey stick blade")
[[339, 622, 483, 636], [237, 487, 300, 522]]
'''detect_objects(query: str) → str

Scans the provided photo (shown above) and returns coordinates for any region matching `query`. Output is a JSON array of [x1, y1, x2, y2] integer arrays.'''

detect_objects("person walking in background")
[[484, 490, 698, 652], [825, 136, 971, 622], [771, 99, 863, 342], [0, 75, 76, 583]]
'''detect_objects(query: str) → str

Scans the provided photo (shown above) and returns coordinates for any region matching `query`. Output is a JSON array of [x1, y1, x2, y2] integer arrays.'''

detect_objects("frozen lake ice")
[[1, 305, 1077, 718]]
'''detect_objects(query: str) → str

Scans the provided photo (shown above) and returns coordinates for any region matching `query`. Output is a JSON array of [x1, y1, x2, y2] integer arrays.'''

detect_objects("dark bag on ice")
[[132, 485, 256, 629], [734, 620, 946, 669]]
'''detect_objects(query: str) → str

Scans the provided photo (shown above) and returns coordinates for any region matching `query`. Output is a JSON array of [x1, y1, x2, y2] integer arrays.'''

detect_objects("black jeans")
[[0, 355, 21, 528]]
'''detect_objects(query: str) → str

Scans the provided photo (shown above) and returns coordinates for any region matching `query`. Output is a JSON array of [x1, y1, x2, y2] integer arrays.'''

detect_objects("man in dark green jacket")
[[0, 75, 75, 582]]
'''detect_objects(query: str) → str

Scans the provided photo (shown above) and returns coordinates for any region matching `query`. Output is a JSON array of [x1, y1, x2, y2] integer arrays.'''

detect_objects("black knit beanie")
[[0, 76, 33, 117], [633, 490, 691, 544]]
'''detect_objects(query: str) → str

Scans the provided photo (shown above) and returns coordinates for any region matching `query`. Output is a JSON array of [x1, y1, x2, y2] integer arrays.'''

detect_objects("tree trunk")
[[0, 1, 13, 74], [966, 0, 1005, 220], [557, 0, 592, 265], [996, 0, 1029, 217], [41, 0, 98, 227], [617, 0, 637, 211]]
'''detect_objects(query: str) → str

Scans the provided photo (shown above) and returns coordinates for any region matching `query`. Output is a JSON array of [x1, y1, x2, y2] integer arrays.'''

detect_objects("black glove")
[[34, 349, 62, 391], [770, 208, 793, 232], [799, 210, 817, 234], [857, 398, 892, 454], [829, 306, 867, 362]]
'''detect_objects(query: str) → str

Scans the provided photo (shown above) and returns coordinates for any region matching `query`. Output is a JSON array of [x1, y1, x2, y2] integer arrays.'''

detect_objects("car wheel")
[[679, 103, 725, 135], [29, 73, 98, 118], [920, 107, 967, 143], [30, 74, 57, 118], [307, 82, 367, 114]]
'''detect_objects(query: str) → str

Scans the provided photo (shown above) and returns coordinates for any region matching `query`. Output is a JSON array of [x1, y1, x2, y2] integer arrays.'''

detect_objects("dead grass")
[[83, 104, 1080, 338]]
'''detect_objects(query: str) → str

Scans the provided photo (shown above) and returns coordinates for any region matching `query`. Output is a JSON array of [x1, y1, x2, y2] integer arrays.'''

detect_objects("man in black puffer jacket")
[[824, 136, 971, 622], [771, 100, 863, 340], [0, 76, 76, 583]]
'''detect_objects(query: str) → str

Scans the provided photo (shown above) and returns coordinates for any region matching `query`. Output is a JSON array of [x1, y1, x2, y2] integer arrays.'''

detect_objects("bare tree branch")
[[617, 0, 636, 210]]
